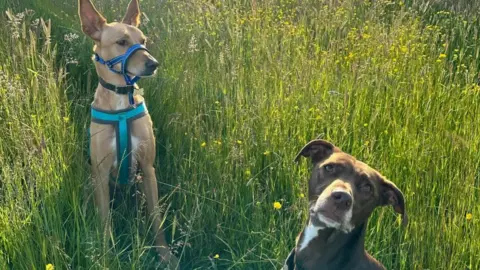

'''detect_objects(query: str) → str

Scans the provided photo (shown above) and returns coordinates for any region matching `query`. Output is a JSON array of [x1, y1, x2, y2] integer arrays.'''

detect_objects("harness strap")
[[90, 102, 148, 184]]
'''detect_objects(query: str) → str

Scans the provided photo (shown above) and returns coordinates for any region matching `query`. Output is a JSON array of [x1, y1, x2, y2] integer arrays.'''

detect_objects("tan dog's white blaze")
[[79, 0, 176, 265]]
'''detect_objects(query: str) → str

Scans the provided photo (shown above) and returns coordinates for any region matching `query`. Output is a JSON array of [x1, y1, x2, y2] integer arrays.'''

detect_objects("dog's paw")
[[157, 247, 180, 269]]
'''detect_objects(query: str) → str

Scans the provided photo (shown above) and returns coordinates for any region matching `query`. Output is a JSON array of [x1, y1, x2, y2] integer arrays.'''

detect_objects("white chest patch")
[[298, 223, 323, 252], [110, 136, 117, 167], [110, 135, 140, 168]]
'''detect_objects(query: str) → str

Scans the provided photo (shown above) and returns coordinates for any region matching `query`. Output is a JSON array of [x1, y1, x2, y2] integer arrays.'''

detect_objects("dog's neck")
[[94, 59, 132, 86], [92, 62, 140, 111], [294, 219, 368, 269]]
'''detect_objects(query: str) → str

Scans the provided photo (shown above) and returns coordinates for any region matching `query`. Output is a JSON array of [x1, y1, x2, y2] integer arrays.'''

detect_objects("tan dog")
[[78, 0, 178, 266]]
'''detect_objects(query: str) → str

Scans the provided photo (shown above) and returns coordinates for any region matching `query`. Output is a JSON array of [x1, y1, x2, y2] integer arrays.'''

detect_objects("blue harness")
[[90, 103, 148, 184], [89, 43, 150, 184]]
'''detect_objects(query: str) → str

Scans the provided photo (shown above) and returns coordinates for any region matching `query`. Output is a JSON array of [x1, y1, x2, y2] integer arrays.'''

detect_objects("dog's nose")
[[331, 190, 352, 210], [145, 59, 159, 70]]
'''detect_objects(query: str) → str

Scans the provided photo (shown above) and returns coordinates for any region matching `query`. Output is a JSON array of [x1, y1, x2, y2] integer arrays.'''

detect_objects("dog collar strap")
[[94, 43, 148, 87], [98, 77, 135, 94]]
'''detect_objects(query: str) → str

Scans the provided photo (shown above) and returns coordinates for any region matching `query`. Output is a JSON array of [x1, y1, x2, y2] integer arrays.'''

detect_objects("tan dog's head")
[[295, 140, 407, 233], [78, 0, 158, 78]]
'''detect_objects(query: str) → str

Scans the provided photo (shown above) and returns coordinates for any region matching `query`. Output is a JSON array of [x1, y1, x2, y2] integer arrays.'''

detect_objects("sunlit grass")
[[1, 0, 480, 269]]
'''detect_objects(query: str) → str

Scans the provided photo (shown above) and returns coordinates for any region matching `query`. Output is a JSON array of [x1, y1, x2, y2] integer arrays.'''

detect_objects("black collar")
[[98, 77, 136, 95]]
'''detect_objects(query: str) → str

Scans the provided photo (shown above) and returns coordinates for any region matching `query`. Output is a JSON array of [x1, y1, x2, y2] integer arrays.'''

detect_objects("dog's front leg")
[[91, 154, 114, 247], [139, 163, 178, 264]]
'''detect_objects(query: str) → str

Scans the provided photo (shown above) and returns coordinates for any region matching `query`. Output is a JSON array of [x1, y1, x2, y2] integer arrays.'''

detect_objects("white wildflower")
[[64, 33, 79, 42], [188, 34, 199, 53]]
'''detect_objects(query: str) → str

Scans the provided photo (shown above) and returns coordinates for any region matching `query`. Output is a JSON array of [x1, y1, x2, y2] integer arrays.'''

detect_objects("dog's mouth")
[[136, 68, 157, 77], [310, 207, 354, 233], [310, 208, 340, 225], [123, 67, 157, 78]]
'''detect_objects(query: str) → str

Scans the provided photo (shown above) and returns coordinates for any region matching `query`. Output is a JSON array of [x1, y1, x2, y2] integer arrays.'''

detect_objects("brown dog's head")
[[295, 140, 407, 233], [78, 0, 158, 78]]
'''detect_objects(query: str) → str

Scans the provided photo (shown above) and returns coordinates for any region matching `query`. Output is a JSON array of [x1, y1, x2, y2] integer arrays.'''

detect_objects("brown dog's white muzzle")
[[311, 181, 354, 231]]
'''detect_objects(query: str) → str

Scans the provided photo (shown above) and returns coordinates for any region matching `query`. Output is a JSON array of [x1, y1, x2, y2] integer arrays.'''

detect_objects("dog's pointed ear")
[[379, 176, 408, 226], [294, 139, 336, 163], [78, 0, 106, 41], [122, 0, 141, 27]]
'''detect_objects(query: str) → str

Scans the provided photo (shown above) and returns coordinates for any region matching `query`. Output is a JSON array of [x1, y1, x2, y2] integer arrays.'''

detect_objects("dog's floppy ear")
[[294, 139, 335, 163], [122, 0, 141, 27], [78, 0, 106, 41], [379, 176, 408, 226]]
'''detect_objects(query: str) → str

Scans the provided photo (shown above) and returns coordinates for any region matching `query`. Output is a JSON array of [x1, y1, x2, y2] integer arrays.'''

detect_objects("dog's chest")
[[115, 97, 129, 111], [298, 224, 322, 252]]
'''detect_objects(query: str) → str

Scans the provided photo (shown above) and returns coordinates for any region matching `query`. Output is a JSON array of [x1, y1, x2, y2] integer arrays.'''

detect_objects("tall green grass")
[[1, 0, 479, 269]]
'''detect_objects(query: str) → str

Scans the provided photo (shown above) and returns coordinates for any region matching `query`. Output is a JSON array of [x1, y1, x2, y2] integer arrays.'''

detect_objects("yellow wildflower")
[[273, 201, 282, 210], [201, 142, 207, 147], [46, 264, 54, 270], [245, 169, 251, 177], [466, 213, 473, 220], [263, 151, 271, 156], [439, 53, 447, 59], [299, 193, 305, 198], [346, 52, 355, 60], [213, 254, 220, 259], [236, 140, 243, 145]]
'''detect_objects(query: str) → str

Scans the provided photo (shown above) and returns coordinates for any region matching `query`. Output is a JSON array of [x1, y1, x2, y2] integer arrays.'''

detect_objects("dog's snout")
[[145, 58, 159, 70], [331, 190, 352, 210]]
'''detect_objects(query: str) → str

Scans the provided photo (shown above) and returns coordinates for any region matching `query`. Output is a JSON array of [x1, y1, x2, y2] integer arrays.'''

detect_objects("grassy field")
[[1, 0, 480, 269]]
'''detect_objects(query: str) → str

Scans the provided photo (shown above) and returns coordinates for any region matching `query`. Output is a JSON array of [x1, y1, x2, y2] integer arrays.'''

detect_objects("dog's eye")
[[360, 183, 372, 193], [116, 39, 127, 46], [323, 164, 335, 173]]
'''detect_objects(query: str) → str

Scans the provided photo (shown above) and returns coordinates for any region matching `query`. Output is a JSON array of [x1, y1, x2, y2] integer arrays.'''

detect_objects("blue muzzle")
[[94, 43, 148, 86]]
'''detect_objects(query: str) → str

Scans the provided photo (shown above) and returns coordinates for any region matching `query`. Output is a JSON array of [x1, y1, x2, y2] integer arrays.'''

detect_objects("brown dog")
[[79, 0, 178, 266], [284, 140, 407, 270]]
